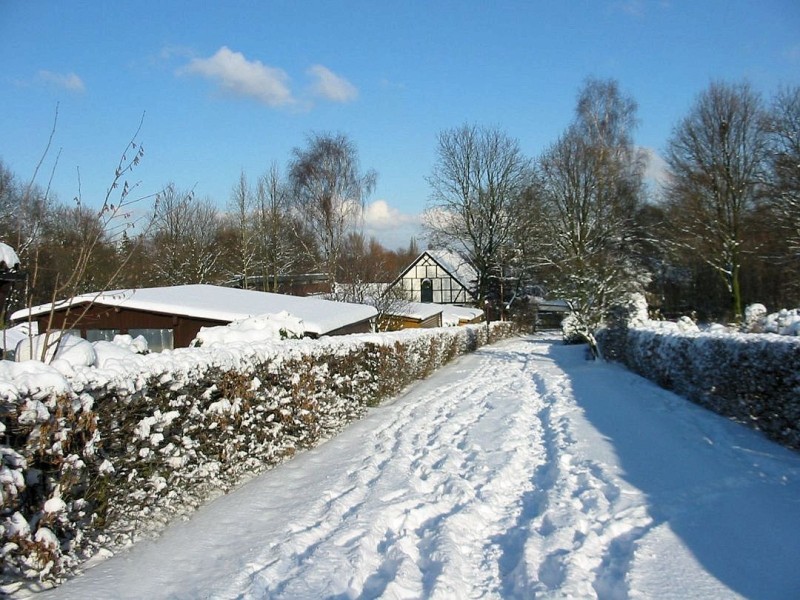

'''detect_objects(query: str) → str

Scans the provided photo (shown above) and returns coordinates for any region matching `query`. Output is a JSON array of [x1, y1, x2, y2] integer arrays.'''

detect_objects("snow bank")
[[0, 321, 519, 592], [193, 312, 305, 346], [761, 308, 800, 336]]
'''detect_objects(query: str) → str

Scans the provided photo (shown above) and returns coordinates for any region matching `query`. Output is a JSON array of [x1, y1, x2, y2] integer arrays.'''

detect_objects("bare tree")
[[529, 78, 648, 357], [424, 124, 531, 306], [288, 132, 376, 282], [328, 232, 413, 331], [766, 86, 800, 258], [223, 170, 259, 287], [11, 113, 161, 361], [664, 80, 770, 321], [254, 163, 310, 291], [150, 184, 222, 285]]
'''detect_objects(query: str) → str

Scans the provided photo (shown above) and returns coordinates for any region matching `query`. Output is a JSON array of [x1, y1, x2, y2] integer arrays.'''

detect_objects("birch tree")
[[288, 132, 376, 282]]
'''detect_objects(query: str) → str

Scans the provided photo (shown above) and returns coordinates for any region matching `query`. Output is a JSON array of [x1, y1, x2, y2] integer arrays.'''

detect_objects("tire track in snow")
[[236, 342, 550, 599]]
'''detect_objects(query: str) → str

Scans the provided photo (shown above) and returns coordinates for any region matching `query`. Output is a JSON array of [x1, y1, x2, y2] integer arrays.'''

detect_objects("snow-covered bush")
[[0, 321, 518, 591], [743, 303, 768, 332], [763, 309, 800, 336], [192, 312, 305, 346], [741, 305, 800, 336]]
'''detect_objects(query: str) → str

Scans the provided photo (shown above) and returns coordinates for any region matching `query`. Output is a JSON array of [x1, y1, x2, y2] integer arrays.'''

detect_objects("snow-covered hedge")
[[598, 323, 800, 450], [0, 322, 517, 593]]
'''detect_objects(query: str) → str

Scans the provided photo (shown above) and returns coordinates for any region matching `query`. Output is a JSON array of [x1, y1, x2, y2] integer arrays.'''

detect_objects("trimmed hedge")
[[599, 325, 800, 450], [0, 322, 517, 592]]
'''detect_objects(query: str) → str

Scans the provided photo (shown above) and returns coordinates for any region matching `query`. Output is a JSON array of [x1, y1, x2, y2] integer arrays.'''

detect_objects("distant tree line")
[[424, 78, 799, 353], [0, 131, 416, 316]]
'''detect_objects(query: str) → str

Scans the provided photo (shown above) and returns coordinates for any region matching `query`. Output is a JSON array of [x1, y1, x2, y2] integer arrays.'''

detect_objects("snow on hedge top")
[[0, 242, 20, 270], [12, 284, 378, 336], [194, 312, 306, 346]]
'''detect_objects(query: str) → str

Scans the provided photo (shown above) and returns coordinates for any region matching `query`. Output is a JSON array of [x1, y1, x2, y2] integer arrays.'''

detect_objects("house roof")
[[385, 301, 443, 321], [442, 305, 484, 325], [0, 242, 20, 271], [426, 250, 477, 291], [12, 284, 378, 337]]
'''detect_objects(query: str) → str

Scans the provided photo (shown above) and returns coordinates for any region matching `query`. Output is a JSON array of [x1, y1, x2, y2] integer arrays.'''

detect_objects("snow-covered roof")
[[0, 242, 20, 271], [386, 301, 443, 321], [442, 305, 484, 325], [426, 250, 478, 290], [12, 285, 378, 337]]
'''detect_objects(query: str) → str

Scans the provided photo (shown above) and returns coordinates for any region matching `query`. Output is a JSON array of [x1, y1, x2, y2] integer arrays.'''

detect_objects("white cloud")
[[641, 146, 669, 186], [307, 65, 358, 103], [37, 70, 85, 93], [181, 46, 293, 107], [614, 0, 645, 17], [363, 200, 419, 229], [362, 200, 423, 249]]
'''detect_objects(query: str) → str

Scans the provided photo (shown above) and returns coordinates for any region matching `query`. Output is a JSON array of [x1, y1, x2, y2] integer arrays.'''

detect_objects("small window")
[[86, 329, 120, 343], [129, 328, 174, 353]]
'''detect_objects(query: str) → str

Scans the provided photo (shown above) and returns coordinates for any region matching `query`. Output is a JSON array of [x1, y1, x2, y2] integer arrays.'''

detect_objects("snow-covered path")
[[41, 335, 800, 599]]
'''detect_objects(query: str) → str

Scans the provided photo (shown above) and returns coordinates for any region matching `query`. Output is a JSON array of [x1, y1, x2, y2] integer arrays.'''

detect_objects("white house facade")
[[391, 251, 477, 305]]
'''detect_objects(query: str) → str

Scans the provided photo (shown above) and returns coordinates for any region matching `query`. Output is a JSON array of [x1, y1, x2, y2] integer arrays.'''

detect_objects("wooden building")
[[11, 284, 378, 351], [380, 301, 444, 331], [390, 251, 477, 305]]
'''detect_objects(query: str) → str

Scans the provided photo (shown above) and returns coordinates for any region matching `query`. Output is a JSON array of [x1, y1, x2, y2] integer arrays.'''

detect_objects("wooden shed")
[[380, 301, 444, 331], [11, 284, 378, 351]]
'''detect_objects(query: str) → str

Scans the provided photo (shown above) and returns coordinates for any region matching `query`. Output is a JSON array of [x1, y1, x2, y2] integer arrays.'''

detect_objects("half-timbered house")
[[390, 251, 477, 305]]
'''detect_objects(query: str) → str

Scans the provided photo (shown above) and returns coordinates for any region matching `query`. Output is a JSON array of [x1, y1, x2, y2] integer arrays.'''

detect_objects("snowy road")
[[41, 335, 800, 599]]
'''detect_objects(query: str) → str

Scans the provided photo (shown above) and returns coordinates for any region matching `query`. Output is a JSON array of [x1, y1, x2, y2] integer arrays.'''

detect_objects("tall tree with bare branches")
[[424, 124, 531, 305], [664, 80, 770, 321], [528, 78, 648, 356]]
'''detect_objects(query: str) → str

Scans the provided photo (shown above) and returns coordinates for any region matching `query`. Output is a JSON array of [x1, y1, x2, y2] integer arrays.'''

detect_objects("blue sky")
[[2, 1, 799, 249]]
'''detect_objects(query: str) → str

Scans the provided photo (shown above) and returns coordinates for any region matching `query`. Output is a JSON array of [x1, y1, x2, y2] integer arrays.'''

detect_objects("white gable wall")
[[397, 254, 473, 305]]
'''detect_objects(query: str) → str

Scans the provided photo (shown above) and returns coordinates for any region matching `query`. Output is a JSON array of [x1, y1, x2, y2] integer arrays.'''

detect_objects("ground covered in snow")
[[38, 335, 800, 599]]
